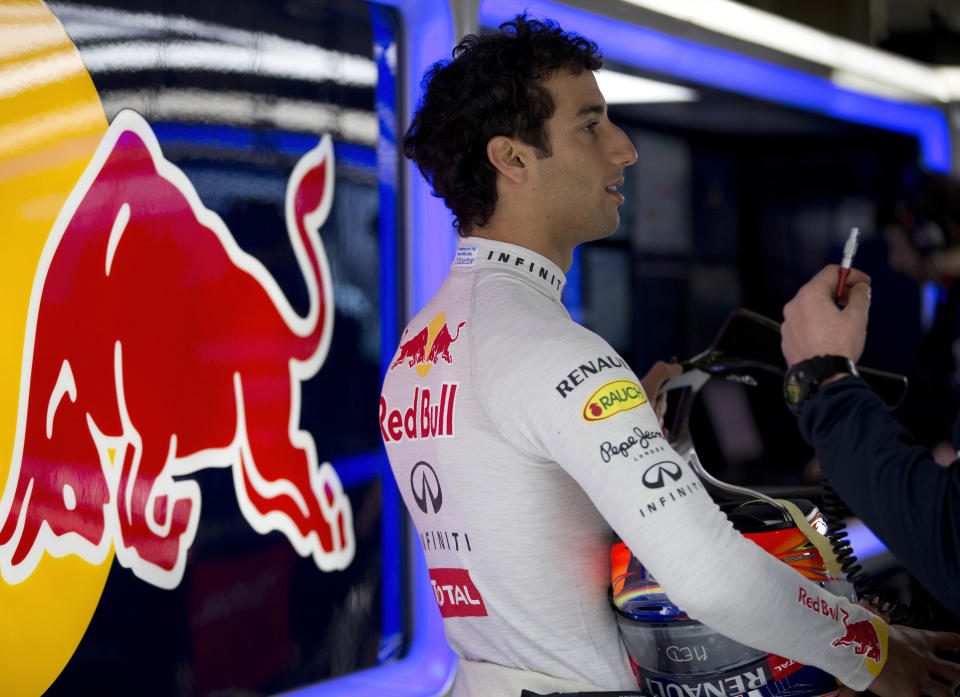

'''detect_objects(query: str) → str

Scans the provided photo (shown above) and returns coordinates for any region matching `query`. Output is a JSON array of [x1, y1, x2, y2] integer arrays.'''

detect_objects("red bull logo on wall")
[[391, 313, 465, 377], [0, 110, 354, 590]]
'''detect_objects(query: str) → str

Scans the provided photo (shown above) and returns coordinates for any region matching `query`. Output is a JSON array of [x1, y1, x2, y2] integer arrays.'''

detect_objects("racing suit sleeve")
[[798, 375, 960, 617], [474, 317, 887, 691]]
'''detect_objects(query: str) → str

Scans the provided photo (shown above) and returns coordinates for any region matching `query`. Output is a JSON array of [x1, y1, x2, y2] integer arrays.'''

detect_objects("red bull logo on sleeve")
[[390, 313, 465, 377], [833, 617, 883, 662], [0, 110, 354, 590], [798, 587, 887, 676], [833, 614, 887, 675]]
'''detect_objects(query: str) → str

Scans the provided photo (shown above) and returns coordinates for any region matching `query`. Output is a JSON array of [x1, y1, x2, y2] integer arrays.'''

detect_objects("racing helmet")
[[612, 499, 855, 697]]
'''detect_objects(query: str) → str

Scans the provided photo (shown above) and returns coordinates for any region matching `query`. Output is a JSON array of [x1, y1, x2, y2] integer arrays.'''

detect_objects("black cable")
[[820, 475, 930, 627]]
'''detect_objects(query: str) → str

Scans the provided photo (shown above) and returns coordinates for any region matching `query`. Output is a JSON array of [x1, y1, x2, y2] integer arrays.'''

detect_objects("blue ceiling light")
[[480, 0, 951, 172]]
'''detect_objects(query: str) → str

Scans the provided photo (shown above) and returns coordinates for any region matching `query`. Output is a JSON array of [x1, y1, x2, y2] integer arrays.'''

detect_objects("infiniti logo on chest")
[[410, 461, 443, 514]]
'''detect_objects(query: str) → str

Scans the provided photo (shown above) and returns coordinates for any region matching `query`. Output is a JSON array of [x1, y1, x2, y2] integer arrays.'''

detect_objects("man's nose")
[[612, 126, 637, 167]]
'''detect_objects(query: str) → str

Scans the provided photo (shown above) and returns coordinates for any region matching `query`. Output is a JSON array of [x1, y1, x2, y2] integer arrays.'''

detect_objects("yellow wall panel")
[[0, 2, 112, 695]]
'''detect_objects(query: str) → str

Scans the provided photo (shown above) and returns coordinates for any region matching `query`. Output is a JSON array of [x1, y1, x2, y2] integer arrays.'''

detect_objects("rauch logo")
[[582, 379, 647, 422]]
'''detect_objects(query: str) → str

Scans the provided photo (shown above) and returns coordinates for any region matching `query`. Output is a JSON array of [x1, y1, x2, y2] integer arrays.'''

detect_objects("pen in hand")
[[836, 227, 860, 302]]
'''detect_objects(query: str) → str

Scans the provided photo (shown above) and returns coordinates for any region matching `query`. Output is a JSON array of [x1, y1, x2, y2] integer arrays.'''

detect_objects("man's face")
[[531, 69, 638, 246]]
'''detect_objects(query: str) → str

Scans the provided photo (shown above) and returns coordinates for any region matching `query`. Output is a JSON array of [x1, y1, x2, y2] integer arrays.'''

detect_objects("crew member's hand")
[[641, 361, 683, 432], [837, 624, 960, 697], [781, 264, 871, 367]]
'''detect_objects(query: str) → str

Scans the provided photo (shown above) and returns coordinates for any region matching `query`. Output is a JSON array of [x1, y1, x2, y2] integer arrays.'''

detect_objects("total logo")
[[582, 379, 647, 422], [379, 383, 458, 443], [768, 655, 801, 680], [391, 312, 465, 377], [428, 567, 487, 618]]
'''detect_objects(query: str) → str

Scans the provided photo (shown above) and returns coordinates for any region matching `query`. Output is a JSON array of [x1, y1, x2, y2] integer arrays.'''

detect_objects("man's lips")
[[605, 179, 625, 204]]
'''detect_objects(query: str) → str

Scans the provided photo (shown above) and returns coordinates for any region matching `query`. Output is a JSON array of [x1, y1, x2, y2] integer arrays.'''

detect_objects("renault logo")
[[410, 461, 442, 514], [641, 460, 683, 489]]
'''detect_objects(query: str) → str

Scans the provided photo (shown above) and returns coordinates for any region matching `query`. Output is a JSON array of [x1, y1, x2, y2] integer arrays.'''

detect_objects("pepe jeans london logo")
[[410, 461, 442, 514], [599, 426, 664, 463]]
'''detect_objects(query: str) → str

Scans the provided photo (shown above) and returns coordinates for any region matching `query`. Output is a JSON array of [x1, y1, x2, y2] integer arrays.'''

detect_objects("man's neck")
[[468, 223, 574, 272]]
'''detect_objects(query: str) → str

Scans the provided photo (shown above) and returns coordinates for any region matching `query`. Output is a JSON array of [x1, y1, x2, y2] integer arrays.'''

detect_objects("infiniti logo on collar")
[[410, 461, 443, 514], [641, 460, 683, 489]]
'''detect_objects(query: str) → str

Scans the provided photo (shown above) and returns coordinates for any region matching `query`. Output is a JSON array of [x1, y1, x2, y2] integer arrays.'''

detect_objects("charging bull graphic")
[[391, 312, 465, 377], [833, 615, 883, 664], [0, 110, 354, 589]]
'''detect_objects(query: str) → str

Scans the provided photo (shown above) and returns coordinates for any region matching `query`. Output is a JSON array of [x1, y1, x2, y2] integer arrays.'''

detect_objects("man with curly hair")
[[381, 13, 960, 696]]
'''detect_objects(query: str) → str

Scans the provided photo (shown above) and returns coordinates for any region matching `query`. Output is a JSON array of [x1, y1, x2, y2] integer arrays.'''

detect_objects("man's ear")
[[487, 135, 528, 184]]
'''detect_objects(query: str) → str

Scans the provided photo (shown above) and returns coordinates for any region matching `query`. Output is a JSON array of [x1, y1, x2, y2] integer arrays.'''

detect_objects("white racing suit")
[[380, 237, 887, 696]]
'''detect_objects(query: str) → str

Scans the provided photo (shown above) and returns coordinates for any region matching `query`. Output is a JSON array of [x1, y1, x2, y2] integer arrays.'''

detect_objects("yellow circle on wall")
[[0, 2, 111, 695]]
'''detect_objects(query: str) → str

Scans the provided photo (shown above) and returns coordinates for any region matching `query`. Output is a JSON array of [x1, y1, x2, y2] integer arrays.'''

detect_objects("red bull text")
[[379, 383, 458, 442]]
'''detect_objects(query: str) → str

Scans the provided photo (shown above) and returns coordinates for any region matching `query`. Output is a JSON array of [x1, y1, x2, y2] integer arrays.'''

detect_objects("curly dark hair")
[[402, 14, 602, 235]]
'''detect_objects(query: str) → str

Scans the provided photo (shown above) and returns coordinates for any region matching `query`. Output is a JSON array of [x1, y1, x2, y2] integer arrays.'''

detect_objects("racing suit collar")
[[452, 237, 567, 304]]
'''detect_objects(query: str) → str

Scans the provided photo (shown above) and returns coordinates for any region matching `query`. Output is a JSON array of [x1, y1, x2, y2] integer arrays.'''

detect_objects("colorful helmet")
[[612, 499, 855, 697]]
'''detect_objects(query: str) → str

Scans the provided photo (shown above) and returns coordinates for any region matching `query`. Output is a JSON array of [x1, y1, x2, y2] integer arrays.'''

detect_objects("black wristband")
[[784, 355, 858, 415]]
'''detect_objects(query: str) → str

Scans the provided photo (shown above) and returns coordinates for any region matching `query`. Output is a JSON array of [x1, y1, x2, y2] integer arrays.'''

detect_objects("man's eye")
[[583, 122, 598, 133]]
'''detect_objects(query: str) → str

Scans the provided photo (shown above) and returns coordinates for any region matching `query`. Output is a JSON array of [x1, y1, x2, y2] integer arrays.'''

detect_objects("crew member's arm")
[[782, 264, 960, 617], [799, 377, 960, 616], [477, 307, 959, 695]]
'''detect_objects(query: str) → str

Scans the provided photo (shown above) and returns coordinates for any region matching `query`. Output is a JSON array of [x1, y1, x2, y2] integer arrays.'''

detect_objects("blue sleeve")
[[797, 376, 960, 617]]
